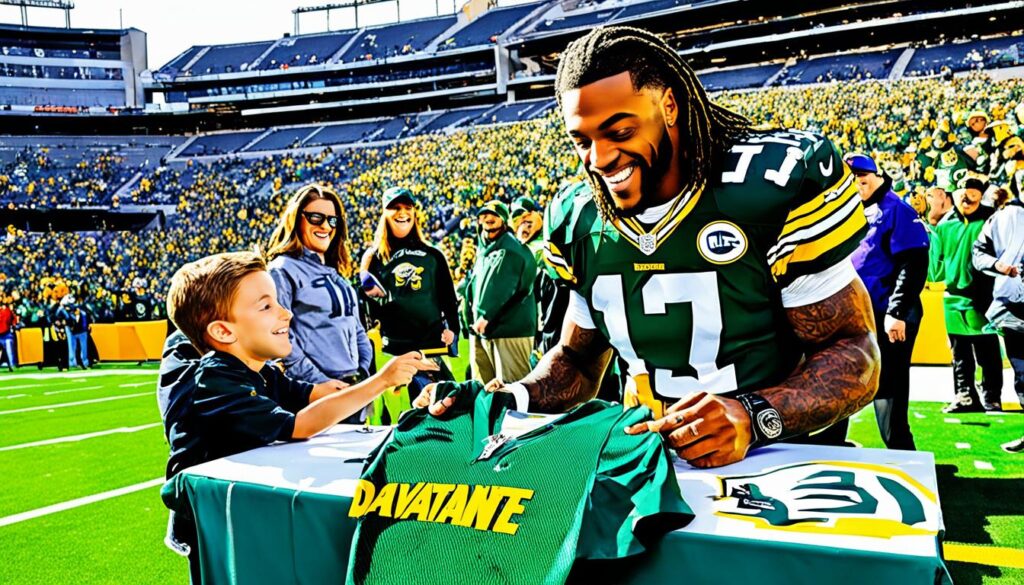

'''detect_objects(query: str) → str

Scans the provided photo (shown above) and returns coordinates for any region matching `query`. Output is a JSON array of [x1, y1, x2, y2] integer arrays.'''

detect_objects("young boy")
[[159, 251, 436, 582]]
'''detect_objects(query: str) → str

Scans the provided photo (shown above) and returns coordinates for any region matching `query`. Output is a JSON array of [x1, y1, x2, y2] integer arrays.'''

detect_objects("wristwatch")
[[736, 392, 784, 450]]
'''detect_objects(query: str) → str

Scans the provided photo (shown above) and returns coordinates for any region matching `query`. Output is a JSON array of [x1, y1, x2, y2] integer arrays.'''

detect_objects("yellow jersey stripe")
[[779, 177, 858, 238], [772, 208, 866, 273], [785, 167, 853, 221]]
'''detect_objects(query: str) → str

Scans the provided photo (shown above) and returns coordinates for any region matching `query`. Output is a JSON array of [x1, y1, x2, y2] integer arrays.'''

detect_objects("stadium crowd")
[[2, 74, 1024, 451]]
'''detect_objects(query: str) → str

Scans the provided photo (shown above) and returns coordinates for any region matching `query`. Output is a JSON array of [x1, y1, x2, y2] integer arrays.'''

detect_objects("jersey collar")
[[609, 185, 704, 256]]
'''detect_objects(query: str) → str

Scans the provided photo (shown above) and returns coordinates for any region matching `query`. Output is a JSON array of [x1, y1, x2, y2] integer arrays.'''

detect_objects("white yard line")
[[119, 382, 154, 388], [974, 461, 995, 471], [0, 478, 164, 528], [955, 443, 971, 450], [43, 386, 104, 396], [0, 380, 80, 392], [0, 392, 154, 416], [0, 369, 156, 381], [1, 394, 27, 400], [0, 423, 162, 452]]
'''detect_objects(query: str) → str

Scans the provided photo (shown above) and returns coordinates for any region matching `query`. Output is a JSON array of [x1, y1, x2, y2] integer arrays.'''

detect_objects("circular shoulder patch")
[[697, 221, 747, 265]]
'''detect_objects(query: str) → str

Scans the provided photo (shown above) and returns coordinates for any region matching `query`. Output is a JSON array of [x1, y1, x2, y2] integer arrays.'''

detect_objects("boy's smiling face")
[[208, 271, 292, 370]]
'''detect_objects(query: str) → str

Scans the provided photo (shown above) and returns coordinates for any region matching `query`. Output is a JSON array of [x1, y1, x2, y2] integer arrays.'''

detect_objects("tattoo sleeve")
[[758, 277, 880, 435], [518, 321, 612, 413]]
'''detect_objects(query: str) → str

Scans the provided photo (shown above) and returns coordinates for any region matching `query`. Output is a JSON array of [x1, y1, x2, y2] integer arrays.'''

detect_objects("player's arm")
[[517, 317, 613, 412], [758, 277, 880, 436]]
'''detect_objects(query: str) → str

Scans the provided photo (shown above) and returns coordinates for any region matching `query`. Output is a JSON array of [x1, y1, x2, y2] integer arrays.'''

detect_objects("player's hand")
[[366, 285, 387, 298], [412, 382, 456, 416], [472, 318, 488, 336], [995, 261, 1020, 277], [625, 392, 753, 468], [377, 352, 439, 388], [441, 329, 455, 346], [884, 315, 907, 343]]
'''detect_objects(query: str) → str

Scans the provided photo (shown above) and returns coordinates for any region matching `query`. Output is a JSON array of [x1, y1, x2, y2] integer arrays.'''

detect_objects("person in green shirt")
[[465, 200, 537, 384], [931, 178, 1003, 413]]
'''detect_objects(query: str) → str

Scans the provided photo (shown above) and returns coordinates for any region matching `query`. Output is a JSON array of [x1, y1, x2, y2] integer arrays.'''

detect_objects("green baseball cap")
[[382, 187, 416, 209], [510, 195, 541, 220], [477, 200, 509, 223]]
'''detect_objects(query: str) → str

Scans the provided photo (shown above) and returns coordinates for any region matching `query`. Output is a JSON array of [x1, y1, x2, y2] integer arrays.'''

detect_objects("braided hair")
[[555, 26, 752, 221]]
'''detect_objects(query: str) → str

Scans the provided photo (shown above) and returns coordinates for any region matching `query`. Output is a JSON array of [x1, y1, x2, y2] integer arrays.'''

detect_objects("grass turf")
[[1, 355, 1022, 584]]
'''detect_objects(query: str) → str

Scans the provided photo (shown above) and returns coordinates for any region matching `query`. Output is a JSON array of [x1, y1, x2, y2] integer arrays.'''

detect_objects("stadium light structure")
[[293, 0, 423, 35], [0, 0, 74, 28]]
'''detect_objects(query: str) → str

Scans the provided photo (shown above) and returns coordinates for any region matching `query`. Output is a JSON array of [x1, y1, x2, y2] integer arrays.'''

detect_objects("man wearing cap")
[[932, 177, 1003, 412], [511, 195, 558, 357], [464, 200, 537, 383], [847, 153, 930, 449]]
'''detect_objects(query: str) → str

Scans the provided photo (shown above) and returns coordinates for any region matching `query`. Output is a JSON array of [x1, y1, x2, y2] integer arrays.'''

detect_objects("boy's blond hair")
[[166, 252, 267, 353]]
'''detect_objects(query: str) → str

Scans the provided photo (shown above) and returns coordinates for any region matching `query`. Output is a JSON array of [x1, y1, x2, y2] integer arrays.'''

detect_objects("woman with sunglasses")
[[359, 187, 460, 423], [267, 183, 373, 409]]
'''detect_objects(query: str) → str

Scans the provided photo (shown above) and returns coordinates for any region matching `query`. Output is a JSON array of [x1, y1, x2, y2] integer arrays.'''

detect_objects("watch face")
[[757, 409, 784, 439]]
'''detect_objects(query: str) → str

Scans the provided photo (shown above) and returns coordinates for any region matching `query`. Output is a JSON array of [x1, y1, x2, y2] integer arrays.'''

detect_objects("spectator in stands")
[[509, 194, 550, 358], [267, 183, 374, 418], [464, 200, 537, 384], [0, 295, 17, 371], [847, 153, 930, 450], [359, 187, 460, 423], [931, 178, 1003, 413]]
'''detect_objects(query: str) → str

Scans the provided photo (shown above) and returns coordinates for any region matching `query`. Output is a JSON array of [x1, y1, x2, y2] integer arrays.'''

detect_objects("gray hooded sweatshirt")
[[269, 249, 372, 383]]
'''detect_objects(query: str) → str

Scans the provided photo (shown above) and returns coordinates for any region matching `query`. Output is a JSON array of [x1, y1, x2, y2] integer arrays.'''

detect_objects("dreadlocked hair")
[[555, 26, 752, 222]]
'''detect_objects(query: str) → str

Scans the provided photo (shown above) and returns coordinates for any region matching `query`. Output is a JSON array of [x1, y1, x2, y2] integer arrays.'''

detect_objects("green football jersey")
[[544, 130, 866, 415], [346, 381, 692, 585]]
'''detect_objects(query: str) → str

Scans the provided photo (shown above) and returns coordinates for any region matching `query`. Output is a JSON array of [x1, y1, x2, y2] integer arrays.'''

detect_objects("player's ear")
[[660, 87, 678, 128]]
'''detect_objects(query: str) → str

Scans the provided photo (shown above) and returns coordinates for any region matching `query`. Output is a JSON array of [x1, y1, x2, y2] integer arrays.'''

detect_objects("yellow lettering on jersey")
[[366, 482, 397, 518], [633, 263, 665, 271], [348, 480, 376, 517], [352, 482, 536, 535], [400, 483, 434, 521], [491, 487, 534, 535], [393, 482, 425, 519], [433, 483, 469, 525], [427, 484, 456, 522]]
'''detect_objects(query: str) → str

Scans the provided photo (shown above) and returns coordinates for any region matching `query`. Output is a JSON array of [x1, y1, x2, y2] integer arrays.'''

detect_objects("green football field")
[[1, 349, 1022, 584]]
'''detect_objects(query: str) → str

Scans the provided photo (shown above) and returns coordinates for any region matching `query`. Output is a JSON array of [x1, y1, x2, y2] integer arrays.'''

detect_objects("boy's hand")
[[378, 352, 439, 388]]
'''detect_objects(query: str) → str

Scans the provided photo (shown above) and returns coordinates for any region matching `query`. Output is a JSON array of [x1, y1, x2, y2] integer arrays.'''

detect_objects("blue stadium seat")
[[181, 131, 265, 156], [440, 3, 540, 50], [905, 35, 1024, 76], [777, 49, 900, 85], [339, 16, 457, 62], [532, 8, 621, 33], [158, 46, 205, 77], [257, 31, 358, 70], [184, 41, 274, 76], [698, 64, 781, 91], [306, 121, 385, 146], [246, 128, 319, 151], [415, 106, 493, 134]]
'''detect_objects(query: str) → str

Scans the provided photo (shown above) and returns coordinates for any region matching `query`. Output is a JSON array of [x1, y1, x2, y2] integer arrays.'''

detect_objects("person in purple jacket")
[[847, 153, 931, 450], [266, 183, 374, 421]]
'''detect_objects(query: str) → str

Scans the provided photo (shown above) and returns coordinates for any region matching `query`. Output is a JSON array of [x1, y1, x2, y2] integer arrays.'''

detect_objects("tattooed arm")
[[517, 320, 613, 412], [627, 277, 880, 468], [413, 318, 613, 415]]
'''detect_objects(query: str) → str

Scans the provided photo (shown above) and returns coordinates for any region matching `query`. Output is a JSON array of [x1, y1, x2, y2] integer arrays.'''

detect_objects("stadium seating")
[[245, 127, 319, 151], [905, 36, 1024, 77], [305, 120, 385, 146], [531, 8, 621, 33], [414, 106, 493, 134], [338, 16, 457, 62], [699, 64, 781, 91], [179, 131, 265, 156], [257, 31, 358, 70], [776, 49, 901, 85], [183, 41, 274, 76], [440, 3, 540, 49]]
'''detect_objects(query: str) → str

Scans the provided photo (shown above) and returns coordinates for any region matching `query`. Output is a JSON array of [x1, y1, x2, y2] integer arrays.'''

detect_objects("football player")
[[420, 26, 880, 468]]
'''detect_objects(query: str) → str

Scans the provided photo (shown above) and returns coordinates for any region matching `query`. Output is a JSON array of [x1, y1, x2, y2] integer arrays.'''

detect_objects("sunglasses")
[[301, 211, 339, 228]]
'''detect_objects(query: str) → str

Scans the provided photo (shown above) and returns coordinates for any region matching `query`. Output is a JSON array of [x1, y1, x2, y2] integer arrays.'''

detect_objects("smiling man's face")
[[560, 71, 682, 216]]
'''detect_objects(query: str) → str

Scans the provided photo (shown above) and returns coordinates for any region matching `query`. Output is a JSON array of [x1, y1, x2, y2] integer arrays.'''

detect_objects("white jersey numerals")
[[591, 273, 738, 397]]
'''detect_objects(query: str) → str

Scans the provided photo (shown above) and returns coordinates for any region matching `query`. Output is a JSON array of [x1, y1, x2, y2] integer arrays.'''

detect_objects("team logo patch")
[[639, 234, 657, 256], [697, 221, 747, 264], [713, 461, 939, 539], [393, 262, 424, 290]]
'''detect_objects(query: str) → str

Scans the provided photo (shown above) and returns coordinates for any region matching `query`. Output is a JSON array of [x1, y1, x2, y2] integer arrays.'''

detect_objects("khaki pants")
[[470, 335, 533, 383]]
